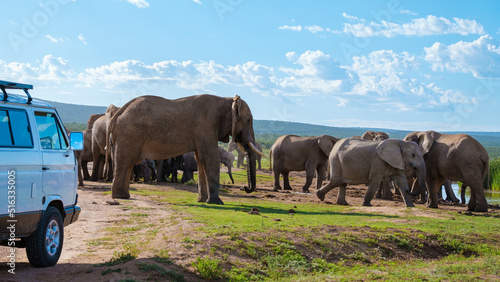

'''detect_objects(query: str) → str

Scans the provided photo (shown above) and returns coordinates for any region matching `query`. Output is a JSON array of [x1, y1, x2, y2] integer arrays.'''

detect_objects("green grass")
[[125, 182, 500, 281], [490, 157, 500, 190]]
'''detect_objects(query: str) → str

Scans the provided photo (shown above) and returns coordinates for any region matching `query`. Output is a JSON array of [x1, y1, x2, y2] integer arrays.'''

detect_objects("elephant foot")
[[426, 203, 438, 209], [112, 193, 130, 199], [206, 197, 224, 205], [474, 206, 488, 212], [302, 188, 310, 193], [316, 189, 325, 201], [337, 199, 349, 205], [284, 186, 293, 191], [362, 201, 372, 207], [197, 196, 208, 203], [405, 203, 415, 208], [381, 194, 393, 200]]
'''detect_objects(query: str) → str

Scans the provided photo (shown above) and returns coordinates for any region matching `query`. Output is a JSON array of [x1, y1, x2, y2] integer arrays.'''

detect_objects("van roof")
[[0, 80, 54, 109], [0, 93, 54, 108]]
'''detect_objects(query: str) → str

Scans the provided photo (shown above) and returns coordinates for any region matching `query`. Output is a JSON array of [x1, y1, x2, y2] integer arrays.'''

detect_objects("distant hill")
[[48, 99, 500, 157], [44, 100, 107, 124]]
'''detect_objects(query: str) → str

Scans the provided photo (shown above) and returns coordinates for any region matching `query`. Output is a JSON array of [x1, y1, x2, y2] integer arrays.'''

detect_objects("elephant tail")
[[484, 158, 491, 190], [269, 148, 273, 171]]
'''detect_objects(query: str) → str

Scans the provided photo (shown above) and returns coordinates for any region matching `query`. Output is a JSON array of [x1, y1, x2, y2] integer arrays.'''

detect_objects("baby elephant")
[[316, 138, 426, 207]]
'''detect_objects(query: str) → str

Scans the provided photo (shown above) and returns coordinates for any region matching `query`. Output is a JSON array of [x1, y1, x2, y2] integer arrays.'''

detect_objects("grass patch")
[[94, 251, 137, 267]]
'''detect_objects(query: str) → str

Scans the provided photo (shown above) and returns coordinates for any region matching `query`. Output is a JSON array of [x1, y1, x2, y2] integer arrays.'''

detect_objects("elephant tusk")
[[249, 142, 268, 158], [237, 142, 245, 153]]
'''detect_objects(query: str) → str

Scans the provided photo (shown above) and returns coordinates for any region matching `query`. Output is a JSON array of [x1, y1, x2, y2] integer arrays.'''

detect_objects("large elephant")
[[107, 94, 263, 203], [91, 105, 120, 181], [270, 134, 339, 193], [404, 131, 489, 212], [219, 146, 235, 184], [316, 138, 426, 207], [228, 139, 262, 170]]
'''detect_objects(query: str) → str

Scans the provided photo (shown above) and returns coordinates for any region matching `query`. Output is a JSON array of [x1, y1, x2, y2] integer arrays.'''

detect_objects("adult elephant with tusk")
[[316, 138, 426, 208], [106, 94, 264, 203]]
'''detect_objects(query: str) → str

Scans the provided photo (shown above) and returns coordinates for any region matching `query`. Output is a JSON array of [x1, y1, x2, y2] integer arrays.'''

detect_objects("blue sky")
[[1, 0, 500, 131]]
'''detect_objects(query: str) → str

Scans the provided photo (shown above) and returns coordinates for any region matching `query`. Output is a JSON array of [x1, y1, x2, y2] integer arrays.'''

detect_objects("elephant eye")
[[412, 153, 415, 158]]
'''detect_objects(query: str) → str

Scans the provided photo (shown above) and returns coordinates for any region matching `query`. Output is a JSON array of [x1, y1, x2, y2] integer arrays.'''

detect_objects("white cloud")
[[0, 55, 74, 83], [78, 34, 88, 45], [305, 25, 324, 33], [424, 35, 500, 78], [346, 50, 474, 109], [278, 25, 302, 32], [400, 9, 417, 16], [193, 0, 202, 4], [343, 15, 485, 37], [46, 35, 69, 43], [123, 0, 150, 8]]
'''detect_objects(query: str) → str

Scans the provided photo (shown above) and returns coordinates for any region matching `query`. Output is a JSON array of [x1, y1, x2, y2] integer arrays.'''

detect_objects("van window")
[[35, 112, 68, 150], [0, 109, 33, 147]]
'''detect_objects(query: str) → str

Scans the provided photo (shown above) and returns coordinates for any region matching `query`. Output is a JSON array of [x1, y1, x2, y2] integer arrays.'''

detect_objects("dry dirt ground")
[[1, 168, 499, 281]]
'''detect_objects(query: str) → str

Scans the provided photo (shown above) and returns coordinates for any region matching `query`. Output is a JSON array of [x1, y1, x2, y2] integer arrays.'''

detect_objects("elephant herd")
[[77, 94, 489, 213], [271, 130, 489, 212]]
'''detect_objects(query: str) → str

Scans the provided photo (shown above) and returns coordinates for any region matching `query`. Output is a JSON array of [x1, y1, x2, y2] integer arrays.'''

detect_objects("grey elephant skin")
[[270, 135, 339, 193], [91, 105, 120, 181], [316, 138, 426, 207], [219, 146, 235, 184], [107, 94, 263, 204], [75, 113, 103, 186], [404, 130, 489, 212], [360, 131, 393, 199]]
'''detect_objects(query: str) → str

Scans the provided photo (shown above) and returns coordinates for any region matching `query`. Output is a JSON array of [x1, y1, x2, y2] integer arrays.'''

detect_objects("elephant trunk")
[[410, 163, 427, 197], [244, 147, 257, 193]]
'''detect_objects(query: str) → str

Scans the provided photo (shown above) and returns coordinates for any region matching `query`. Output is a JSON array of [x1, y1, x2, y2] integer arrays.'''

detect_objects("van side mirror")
[[69, 132, 84, 150]]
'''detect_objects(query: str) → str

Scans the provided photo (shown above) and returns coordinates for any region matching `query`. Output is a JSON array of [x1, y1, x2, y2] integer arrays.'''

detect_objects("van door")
[[0, 107, 43, 237], [34, 111, 77, 207]]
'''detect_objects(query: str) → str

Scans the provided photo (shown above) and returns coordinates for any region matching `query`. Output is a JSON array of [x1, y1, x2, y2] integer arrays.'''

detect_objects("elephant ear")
[[418, 132, 434, 155], [376, 140, 405, 170], [231, 95, 242, 142], [318, 135, 338, 157]]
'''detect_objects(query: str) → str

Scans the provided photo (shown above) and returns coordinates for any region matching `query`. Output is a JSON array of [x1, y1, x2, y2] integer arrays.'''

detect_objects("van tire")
[[26, 207, 64, 267]]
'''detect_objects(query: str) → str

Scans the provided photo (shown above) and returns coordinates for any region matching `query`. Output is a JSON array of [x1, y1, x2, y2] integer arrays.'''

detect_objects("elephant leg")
[[283, 172, 293, 190], [227, 165, 235, 184], [460, 184, 467, 204], [444, 180, 459, 203], [316, 177, 343, 202], [273, 170, 281, 191], [90, 154, 104, 181], [315, 164, 326, 193], [392, 176, 414, 208], [363, 176, 384, 206], [375, 182, 383, 199], [112, 164, 133, 199], [336, 183, 349, 205], [470, 181, 488, 212], [302, 165, 315, 193], [425, 177, 439, 209], [77, 159, 84, 187], [196, 148, 223, 205], [82, 161, 91, 180], [195, 151, 208, 202], [381, 178, 394, 200], [155, 160, 164, 182], [257, 157, 262, 170]]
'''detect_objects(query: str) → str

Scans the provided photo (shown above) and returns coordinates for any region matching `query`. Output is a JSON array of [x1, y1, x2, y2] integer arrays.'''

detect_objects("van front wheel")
[[26, 206, 64, 267]]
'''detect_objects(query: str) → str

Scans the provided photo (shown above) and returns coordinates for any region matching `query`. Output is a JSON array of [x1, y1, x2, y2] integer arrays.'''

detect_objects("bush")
[[490, 158, 500, 190]]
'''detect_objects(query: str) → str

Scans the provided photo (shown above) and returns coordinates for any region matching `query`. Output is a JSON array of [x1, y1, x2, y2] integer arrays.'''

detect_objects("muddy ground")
[[1, 168, 499, 281]]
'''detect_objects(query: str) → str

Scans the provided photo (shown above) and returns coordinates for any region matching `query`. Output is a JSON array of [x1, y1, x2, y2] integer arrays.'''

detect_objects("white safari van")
[[0, 80, 82, 268]]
